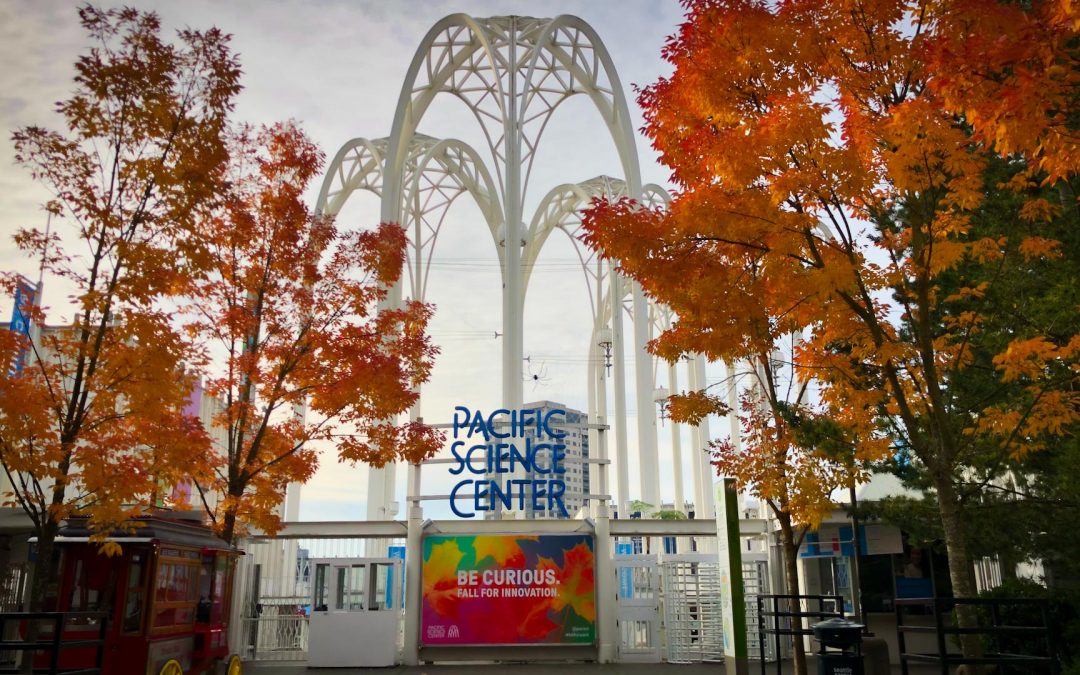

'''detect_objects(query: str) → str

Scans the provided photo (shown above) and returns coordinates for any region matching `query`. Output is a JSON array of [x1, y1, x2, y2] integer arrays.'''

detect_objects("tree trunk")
[[22, 521, 59, 674], [221, 511, 237, 547], [27, 521, 59, 613], [780, 520, 808, 675], [932, 473, 984, 665]]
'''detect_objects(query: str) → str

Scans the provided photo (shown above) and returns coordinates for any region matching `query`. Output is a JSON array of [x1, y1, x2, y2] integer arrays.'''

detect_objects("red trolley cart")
[[37, 511, 241, 675]]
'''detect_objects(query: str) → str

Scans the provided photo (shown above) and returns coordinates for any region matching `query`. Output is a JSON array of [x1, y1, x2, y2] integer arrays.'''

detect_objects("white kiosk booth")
[[308, 557, 403, 667]]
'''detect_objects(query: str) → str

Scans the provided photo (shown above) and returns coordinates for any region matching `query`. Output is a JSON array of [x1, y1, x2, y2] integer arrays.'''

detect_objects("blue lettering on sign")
[[448, 406, 569, 519]]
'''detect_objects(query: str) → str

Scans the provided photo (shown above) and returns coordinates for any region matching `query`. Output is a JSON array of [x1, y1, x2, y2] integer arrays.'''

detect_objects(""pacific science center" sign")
[[447, 405, 570, 518]]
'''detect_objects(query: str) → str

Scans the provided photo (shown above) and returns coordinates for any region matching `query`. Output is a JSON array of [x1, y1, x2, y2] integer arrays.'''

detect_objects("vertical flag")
[[7, 276, 37, 376]]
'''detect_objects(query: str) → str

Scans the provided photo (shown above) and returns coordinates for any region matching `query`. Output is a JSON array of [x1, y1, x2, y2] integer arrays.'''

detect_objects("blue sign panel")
[[387, 545, 406, 609], [616, 542, 633, 599]]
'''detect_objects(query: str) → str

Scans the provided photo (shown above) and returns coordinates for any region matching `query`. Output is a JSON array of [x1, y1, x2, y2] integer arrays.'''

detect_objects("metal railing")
[[757, 593, 844, 675], [896, 597, 1058, 674], [241, 614, 309, 661], [0, 612, 107, 675]]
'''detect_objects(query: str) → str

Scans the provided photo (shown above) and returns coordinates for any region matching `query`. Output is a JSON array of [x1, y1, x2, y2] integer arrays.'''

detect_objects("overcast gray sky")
[[0, 1, 731, 521]]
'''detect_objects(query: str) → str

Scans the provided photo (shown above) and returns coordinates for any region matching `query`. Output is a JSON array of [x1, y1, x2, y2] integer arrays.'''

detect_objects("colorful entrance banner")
[[421, 534, 595, 645]]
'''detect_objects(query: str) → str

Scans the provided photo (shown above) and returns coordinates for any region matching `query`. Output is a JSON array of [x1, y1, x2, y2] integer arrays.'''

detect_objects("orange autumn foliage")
[[1, 6, 240, 608], [185, 122, 443, 544], [582, 0, 1079, 657]]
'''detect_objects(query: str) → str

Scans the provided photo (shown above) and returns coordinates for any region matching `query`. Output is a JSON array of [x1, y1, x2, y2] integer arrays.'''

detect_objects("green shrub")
[[974, 579, 1080, 668]]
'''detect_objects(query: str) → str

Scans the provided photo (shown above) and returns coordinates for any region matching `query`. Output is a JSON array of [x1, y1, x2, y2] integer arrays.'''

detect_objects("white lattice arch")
[[375, 15, 657, 524], [316, 134, 503, 302]]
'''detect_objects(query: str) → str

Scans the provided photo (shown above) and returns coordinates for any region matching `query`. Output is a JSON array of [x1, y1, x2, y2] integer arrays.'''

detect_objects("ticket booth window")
[[335, 565, 366, 611], [313, 564, 329, 612], [368, 563, 392, 611]]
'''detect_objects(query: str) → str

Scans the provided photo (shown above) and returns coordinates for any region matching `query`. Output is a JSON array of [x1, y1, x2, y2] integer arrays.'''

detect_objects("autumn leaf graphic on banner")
[[472, 535, 536, 566], [539, 542, 596, 622], [423, 539, 465, 617]]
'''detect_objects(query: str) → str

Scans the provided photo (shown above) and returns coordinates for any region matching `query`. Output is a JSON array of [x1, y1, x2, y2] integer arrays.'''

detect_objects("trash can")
[[812, 617, 865, 675]]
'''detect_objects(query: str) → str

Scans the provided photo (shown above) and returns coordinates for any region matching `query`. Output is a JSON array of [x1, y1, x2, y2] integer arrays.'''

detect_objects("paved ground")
[[245, 660, 940, 674]]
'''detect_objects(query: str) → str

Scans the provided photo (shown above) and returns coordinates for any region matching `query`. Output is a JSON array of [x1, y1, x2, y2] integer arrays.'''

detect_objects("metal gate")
[[662, 554, 725, 664], [742, 556, 774, 662], [234, 537, 399, 662], [614, 553, 661, 662]]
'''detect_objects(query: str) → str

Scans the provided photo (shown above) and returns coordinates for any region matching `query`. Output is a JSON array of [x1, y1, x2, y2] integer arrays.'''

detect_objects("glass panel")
[[123, 553, 145, 633], [313, 564, 328, 612], [369, 564, 390, 611], [156, 563, 170, 603], [196, 555, 213, 623], [332, 565, 366, 612], [345, 565, 366, 611], [334, 567, 346, 610], [68, 559, 86, 610]]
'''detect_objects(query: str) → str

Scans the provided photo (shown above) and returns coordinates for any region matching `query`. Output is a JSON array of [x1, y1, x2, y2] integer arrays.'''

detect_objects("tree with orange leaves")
[[184, 122, 442, 544], [0, 6, 239, 609], [583, 0, 1079, 664]]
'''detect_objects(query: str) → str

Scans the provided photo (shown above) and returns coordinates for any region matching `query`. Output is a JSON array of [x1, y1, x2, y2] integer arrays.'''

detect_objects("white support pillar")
[[633, 283, 660, 509], [594, 401, 615, 662], [500, 19, 525, 519], [402, 491, 423, 666], [611, 270, 630, 519], [668, 362, 685, 514], [692, 355, 715, 522], [594, 514, 616, 663], [366, 277, 406, 527], [688, 355, 705, 519], [587, 343, 599, 516]]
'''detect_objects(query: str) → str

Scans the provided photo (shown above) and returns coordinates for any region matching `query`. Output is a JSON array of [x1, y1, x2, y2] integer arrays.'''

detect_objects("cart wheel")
[[159, 660, 184, 675], [225, 655, 242, 675]]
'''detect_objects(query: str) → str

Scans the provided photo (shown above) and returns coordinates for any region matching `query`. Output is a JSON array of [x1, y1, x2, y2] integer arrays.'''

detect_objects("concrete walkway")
[[245, 660, 941, 674]]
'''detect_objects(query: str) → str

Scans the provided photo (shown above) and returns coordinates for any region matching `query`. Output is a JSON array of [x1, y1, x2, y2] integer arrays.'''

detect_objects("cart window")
[[65, 551, 115, 629], [212, 553, 229, 624], [122, 552, 147, 633], [151, 549, 202, 634], [155, 563, 197, 603], [196, 555, 213, 623]]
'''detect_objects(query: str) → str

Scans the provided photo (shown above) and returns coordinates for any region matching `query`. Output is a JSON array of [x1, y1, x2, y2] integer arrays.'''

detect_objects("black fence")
[[896, 597, 1058, 674], [757, 593, 844, 675], [0, 612, 107, 675]]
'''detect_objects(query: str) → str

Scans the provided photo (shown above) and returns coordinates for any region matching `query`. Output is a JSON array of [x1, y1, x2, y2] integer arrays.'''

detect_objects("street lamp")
[[596, 327, 613, 374], [653, 386, 669, 425]]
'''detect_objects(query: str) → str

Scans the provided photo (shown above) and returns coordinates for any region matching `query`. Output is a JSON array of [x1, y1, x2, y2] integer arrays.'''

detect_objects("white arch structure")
[[307, 15, 740, 664], [315, 14, 719, 533]]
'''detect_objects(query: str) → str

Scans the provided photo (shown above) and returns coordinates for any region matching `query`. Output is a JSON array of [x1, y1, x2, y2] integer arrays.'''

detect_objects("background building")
[[522, 400, 589, 519]]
